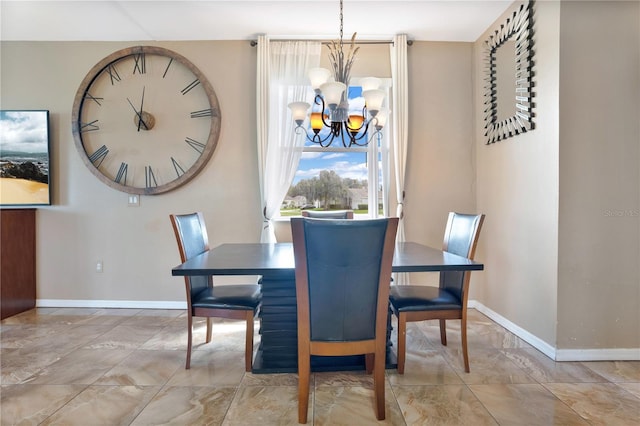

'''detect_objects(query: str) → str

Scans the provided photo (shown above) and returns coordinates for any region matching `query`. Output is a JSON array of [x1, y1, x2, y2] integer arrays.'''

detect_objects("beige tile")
[[9, 324, 113, 355], [617, 382, 640, 399], [241, 372, 299, 386], [4, 307, 638, 425], [0, 323, 66, 349], [39, 385, 160, 426], [312, 384, 404, 425], [166, 350, 246, 387], [3, 309, 99, 326], [0, 347, 64, 384], [390, 321, 436, 353], [470, 383, 590, 425], [222, 385, 300, 425], [79, 308, 142, 326], [315, 370, 375, 387], [445, 348, 536, 384], [393, 384, 498, 425], [582, 360, 640, 382], [121, 309, 184, 327], [502, 348, 610, 383], [83, 324, 164, 350], [95, 349, 184, 386], [190, 320, 257, 353], [26, 348, 132, 385], [131, 386, 236, 425], [139, 326, 187, 351], [544, 382, 640, 425], [0, 384, 86, 425], [387, 350, 463, 386]]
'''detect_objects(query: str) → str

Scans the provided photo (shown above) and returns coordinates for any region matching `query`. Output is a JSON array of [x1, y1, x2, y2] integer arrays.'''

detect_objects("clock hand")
[[126, 97, 149, 131], [137, 86, 146, 131]]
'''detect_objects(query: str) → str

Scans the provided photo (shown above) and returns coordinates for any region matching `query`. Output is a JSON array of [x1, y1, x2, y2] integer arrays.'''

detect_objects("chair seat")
[[389, 285, 461, 312], [192, 284, 261, 311]]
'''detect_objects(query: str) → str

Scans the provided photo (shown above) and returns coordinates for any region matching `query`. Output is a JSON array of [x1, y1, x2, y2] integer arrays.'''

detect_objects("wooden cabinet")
[[1, 209, 36, 319]]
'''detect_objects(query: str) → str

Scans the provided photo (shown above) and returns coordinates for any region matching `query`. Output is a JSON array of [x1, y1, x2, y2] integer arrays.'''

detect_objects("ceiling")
[[1, 0, 513, 43]]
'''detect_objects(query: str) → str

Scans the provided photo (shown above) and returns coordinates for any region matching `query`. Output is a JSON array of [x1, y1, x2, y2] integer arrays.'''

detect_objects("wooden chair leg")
[[245, 311, 254, 372], [364, 353, 374, 374], [461, 316, 470, 373], [439, 319, 447, 346], [397, 313, 407, 374], [186, 314, 193, 370], [297, 351, 311, 424], [373, 351, 386, 420], [206, 317, 212, 343]]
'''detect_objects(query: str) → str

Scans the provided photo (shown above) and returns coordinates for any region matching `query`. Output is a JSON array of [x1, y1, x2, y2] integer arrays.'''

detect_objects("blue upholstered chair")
[[291, 217, 398, 423], [170, 212, 261, 371], [301, 210, 354, 219], [389, 212, 484, 373]]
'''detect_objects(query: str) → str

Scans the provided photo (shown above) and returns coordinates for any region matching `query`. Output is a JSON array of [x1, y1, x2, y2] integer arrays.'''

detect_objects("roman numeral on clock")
[[106, 64, 121, 85], [185, 137, 205, 154], [181, 79, 200, 95], [84, 92, 103, 106], [162, 58, 174, 78], [88, 144, 109, 167], [115, 162, 128, 185], [80, 120, 100, 133], [190, 109, 215, 118], [145, 166, 158, 188], [171, 157, 185, 178], [133, 53, 146, 74]]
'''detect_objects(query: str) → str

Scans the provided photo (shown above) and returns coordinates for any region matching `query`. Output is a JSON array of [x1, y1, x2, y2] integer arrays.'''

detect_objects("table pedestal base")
[[252, 271, 397, 374]]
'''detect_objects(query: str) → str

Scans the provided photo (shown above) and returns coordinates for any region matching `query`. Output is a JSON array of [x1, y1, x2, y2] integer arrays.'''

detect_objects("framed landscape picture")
[[0, 110, 51, 206]]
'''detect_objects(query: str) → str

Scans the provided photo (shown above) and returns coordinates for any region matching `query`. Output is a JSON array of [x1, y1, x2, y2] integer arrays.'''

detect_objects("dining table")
[[172, 241, 484, 373]]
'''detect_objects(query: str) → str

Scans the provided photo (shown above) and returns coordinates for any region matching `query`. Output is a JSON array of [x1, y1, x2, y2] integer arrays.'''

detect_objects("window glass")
[[281, 81, 389, 218]]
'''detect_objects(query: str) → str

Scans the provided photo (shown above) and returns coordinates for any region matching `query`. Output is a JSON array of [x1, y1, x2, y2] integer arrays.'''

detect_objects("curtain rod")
[[249, 39, 413, 47]]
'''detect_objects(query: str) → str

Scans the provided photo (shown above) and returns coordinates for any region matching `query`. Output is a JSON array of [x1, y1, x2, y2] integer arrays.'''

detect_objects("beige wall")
[[474, 1, 561, 349], [1, 41, 264, 303], [1, 39, 475, 304], [474, 0, 640, 356], [557, 0, 640, 351]]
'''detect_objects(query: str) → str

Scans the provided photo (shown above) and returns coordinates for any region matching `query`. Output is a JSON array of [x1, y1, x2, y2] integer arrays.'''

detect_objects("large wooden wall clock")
[[72, 46, 221, 195]]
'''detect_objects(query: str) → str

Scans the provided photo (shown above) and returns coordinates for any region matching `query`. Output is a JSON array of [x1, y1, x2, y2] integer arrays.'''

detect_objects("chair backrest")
[[170, 212, 212, 298], [301, 210, 354, 219], [440, 212, 485, 300], [291, 217, 398, 342]]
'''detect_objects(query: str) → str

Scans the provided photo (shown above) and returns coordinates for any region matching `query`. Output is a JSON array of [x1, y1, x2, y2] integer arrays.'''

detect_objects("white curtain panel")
[[391, 34, 409, 284], [256, 39, 321, 242]]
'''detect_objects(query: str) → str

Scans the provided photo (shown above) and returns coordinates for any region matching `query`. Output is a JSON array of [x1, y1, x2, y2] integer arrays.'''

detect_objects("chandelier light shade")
[[288, 0, 388, 147]]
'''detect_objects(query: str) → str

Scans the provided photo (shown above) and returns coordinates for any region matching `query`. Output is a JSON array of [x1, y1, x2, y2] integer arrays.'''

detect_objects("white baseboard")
[[469, 300, 640, 361], [469, 300, 557, 360], [37, 299, 186, 310], [554, 348, 640, 361]]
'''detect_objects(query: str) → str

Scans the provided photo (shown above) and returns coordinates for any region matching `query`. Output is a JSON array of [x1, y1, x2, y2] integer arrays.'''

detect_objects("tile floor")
[[1, 307, 639, 425]]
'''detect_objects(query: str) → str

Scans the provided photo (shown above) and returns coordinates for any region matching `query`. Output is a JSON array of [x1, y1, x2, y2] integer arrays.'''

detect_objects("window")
[[282, 79, 391, 218]]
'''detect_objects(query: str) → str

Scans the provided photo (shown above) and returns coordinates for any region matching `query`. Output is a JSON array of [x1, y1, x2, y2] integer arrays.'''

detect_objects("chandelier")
[[288, 0, 389, 148]]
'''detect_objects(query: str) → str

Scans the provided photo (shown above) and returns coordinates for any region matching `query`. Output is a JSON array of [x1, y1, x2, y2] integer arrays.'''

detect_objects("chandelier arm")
[[312, 131, 339, 148], [314, 95, 333, 128]]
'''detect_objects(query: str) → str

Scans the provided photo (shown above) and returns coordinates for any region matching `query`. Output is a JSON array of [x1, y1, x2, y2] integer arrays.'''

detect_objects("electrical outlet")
[[96, 260, 103, 273], [128, 195, 140, 206]]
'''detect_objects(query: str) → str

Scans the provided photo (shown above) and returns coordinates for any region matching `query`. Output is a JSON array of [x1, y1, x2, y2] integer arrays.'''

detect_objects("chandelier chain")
[[339, 0, 344, 49]]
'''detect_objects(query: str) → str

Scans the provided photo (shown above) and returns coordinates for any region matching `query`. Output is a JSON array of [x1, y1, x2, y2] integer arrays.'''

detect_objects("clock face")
[[72, 46, 221, 195]]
